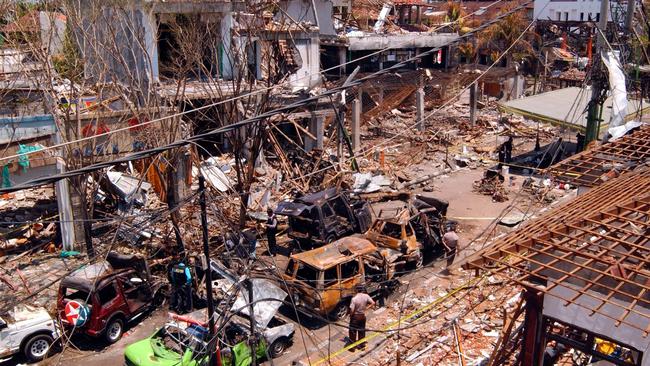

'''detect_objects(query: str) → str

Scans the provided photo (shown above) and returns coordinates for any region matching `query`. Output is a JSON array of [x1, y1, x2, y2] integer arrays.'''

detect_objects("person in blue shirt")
[[168, 254, 193, 314]]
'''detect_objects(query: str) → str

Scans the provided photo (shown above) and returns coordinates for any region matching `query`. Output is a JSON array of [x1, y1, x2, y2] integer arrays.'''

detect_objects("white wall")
[[289, 37, 321, 90], [534, 0, 615, 22]]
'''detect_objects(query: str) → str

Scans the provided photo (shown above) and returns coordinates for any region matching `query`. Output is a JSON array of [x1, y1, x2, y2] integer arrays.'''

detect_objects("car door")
[[119, 273, 149, 314], [339, 259, 362, 300], [320, 204, 341, 241], [320, 266, 340, 314], [95, 281, 127, 330]]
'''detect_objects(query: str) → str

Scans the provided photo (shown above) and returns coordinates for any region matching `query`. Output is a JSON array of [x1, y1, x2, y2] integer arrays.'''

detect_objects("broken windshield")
[[63, 287, 91, 302], [288, 207, 320, 236]]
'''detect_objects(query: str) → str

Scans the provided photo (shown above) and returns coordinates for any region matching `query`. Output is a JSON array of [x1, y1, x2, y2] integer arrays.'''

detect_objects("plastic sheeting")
[[373, 4, 392, 34], [602, 51, 628, 133], [608, 120, 644, 141]]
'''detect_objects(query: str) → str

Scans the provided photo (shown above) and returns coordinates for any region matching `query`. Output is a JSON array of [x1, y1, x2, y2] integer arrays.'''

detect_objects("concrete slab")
[[544, 283, 650, 364], [499, 86, 650, 132]]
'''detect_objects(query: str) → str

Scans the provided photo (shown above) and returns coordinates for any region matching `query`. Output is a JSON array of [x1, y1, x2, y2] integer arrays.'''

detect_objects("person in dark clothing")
[[498, 136, 514, 167], [504, 136, 513, 163], [169, 256, 193, 314], [266, 208, 278, 256], [543, 340, 567, 366]]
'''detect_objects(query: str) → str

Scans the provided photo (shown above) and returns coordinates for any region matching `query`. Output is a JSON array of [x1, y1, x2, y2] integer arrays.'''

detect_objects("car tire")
[[325, 234, 336, 244], [330, 301, 349, 321], [414, 254, 424, 270], [24, 334, 54, 362], [269, 337, 289, 358], [105, 317, 124, 344]]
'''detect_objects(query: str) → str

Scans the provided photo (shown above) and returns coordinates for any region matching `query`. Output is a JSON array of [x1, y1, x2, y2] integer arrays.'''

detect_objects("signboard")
[[64, 300, 90, 327]]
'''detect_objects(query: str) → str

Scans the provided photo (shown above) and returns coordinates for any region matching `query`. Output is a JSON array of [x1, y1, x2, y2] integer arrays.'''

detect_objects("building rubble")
[[1, 0, 649, 365]]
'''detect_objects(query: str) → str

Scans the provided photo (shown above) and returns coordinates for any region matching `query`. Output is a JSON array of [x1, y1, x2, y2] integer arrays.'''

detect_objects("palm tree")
[[478, 5, 537, 67], [445, 1, 463, 32]]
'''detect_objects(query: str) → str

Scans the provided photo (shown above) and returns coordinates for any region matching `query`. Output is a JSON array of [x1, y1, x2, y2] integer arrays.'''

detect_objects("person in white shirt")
[[348, 284, 375, 351]]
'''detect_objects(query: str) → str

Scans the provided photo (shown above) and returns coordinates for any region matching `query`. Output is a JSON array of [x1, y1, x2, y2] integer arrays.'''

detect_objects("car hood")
[[213, 277, 287, 330], [124, 336, 186, 366]]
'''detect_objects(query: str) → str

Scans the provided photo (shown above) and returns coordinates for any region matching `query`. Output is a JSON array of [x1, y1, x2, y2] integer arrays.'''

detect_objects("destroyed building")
[[1, 0, 649, 365]]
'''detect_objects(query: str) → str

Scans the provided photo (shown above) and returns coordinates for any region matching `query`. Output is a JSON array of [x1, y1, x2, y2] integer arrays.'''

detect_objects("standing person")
[[266, 208, 278, 256], [442, 222, 459, 274], [348, 284, 375, 351], [169, 257, 193, 313]]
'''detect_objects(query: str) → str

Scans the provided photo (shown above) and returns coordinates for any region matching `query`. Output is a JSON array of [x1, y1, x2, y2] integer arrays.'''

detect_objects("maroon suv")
[[57, 252, 165, 343]]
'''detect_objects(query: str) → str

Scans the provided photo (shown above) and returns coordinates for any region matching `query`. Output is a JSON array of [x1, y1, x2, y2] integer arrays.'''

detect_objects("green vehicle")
[[123, 320, 270, 366], [124, 272, 294, 366]]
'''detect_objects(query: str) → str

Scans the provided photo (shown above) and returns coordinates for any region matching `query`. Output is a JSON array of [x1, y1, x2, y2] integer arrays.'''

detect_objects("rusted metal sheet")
[[546, 124, 650, 187], [464, 165, 650, 335]]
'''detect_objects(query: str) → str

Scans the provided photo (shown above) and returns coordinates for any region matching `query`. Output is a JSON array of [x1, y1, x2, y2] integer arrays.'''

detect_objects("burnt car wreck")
[[275, 188, 372, 249]]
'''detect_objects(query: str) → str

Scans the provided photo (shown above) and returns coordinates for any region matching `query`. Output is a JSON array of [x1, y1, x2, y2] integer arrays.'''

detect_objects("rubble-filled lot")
[[0, 55, 582, 366]]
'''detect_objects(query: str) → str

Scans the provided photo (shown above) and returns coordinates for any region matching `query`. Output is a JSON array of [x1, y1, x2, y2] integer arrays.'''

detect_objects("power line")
[[0, 0, 533, 195], [0, 0, 504, 166]]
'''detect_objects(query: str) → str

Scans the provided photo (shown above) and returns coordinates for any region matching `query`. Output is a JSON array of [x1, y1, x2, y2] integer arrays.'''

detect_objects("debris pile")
[[473, 171, 509, 202], [357, 271, 523, 366], [0, 187, 58, 255]]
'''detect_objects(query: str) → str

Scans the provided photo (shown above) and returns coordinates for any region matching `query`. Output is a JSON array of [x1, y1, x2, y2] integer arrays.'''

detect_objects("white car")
[[0, 305, 60, 362]]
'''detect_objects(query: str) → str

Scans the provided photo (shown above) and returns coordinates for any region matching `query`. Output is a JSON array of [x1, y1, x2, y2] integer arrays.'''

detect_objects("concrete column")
[[306, 115, 324, 151], [352, 99, 361, 151], [338, 47, 347, 76], [221, 13, 236, 80], [416, 88, 425, 131], [55, 166, 76, 251], [513, 73, 521, 99], [469, 82, 477, 125], [53, 130, 75, 250]]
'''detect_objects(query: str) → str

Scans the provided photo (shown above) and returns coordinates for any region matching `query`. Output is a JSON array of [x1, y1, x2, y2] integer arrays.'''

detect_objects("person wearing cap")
[[442, 222, 459, 274], [266, 208, 278, 256], [169, 254, 193, 313], [348, 284, 375, 351]]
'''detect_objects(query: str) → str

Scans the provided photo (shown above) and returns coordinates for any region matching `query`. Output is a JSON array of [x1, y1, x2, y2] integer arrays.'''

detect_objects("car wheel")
[[105, 318, 124, 344], [325, 234, 336, 244], [24, 334, 54, 362], [269, 337, 289, 358], [330, 301, 349, 321], [414, 254, 424, 270]]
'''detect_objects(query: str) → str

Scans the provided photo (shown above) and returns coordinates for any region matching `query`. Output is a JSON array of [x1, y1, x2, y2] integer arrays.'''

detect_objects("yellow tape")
[[311, 275, 485, 365]]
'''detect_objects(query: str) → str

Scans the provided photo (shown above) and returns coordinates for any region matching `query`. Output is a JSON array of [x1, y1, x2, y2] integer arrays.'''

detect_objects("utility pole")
[[626, 0, 636, 33], [246, 277, 258, 366], [584, 0, 610, 147], [198, 175, 217, 365]]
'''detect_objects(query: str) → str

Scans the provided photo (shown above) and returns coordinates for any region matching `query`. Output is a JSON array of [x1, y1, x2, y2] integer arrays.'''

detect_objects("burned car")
[[57, 252, 165, 344], [123, 277, 294, 366], [363, 210, 424, 269], [275, 188, 372, 249], [0, 305, 60, 362], [282, 236, 399, 320]]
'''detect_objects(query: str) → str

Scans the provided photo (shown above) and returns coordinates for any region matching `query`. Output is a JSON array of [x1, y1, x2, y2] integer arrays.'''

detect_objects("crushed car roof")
[[209, 260, 288, 330], [60, 261, 113, 291], [290, 236, 377, 270], [275, 201, 310, 217], [295, 187, 338, 205]]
